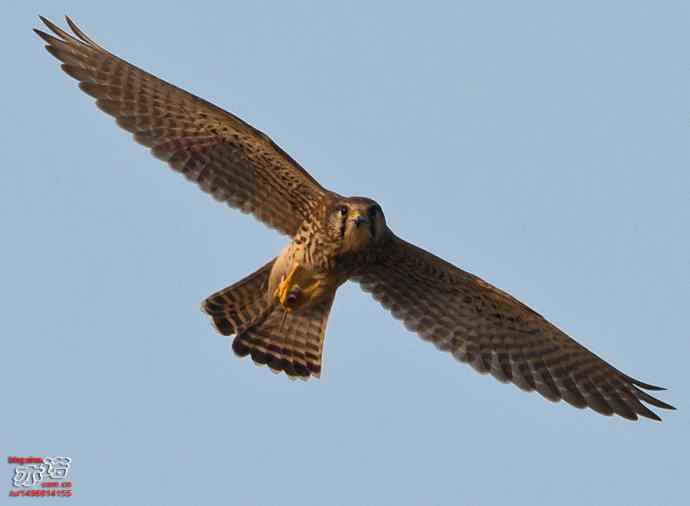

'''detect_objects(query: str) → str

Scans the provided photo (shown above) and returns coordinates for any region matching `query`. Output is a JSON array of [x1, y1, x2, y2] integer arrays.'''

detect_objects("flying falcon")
[[35, 16, 674, 421]]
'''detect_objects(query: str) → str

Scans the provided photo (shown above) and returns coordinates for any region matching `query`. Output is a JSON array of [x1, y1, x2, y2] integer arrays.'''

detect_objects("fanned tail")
[[202, 261, 336, 379], [202, 259, 275, 336], [231, 296, 335, 379]]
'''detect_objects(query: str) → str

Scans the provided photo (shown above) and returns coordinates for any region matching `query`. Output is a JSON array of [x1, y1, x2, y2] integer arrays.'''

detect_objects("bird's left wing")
[[35, 16, 329, 237], [354, 237, 674, 421]]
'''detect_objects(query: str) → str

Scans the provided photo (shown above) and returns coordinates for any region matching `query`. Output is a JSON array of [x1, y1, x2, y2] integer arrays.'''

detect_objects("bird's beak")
[[350, 211, 369, 228]]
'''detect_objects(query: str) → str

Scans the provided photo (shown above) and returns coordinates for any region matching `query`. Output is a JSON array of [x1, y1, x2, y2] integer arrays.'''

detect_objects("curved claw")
[[273, 263, 323, 311]]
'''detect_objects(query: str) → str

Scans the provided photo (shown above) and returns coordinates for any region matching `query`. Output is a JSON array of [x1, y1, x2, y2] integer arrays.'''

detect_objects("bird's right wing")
[[354, 236, 674, 421], [35, 16, 329, 237]]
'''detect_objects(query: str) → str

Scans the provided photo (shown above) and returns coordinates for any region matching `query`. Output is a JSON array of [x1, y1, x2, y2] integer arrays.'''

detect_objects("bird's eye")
[[338, 206, 348, 216]]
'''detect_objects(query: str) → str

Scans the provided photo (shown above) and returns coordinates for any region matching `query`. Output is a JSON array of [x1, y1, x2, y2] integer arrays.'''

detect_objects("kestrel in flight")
[[35, 16, 674, 421]]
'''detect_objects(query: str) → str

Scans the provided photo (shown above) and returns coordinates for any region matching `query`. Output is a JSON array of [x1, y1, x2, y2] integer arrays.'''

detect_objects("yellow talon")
[[274, 263, 301, 307], [273, 263, 324, 311], [300, 279, 322, 299]]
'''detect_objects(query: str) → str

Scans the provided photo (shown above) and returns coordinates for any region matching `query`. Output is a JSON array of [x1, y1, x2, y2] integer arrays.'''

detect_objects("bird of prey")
[[35, 16, 674, 421]]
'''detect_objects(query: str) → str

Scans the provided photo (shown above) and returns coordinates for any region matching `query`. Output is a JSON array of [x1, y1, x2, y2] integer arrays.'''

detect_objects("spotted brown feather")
[[34, 16, 328, 237], [355, 237, 675, 421]]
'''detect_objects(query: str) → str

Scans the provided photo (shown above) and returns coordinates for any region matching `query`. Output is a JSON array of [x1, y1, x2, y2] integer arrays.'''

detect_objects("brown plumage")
[[35, 16, 675, 421]]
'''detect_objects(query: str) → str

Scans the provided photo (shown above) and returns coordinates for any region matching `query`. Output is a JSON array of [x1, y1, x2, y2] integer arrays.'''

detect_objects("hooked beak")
[[350, 211, 369, 228]]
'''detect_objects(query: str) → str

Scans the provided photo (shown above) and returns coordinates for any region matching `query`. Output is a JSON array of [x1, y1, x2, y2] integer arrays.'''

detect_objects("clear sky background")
[[2, 1, 688, 505]]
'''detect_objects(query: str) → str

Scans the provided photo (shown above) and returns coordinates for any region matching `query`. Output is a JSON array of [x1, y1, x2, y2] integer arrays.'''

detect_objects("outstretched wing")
[[355, 237, 675, 421], [34, 16, 329, 237]]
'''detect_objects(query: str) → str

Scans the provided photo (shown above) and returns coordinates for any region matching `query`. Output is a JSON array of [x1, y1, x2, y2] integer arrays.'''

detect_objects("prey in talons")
[[273, 263, 324, 312]]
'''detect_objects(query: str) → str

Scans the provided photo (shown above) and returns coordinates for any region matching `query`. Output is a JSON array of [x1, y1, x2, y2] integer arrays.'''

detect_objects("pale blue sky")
[[2, 1, 688, 505]]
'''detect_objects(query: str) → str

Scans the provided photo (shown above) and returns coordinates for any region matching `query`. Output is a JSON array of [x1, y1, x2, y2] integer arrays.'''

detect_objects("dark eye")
[[338, 206, 348, 216]]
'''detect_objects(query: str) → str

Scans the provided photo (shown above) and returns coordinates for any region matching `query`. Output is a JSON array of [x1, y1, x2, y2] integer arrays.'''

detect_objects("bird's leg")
[[273, 263, 324, 311], [299, 279, 324, 300], [274, 263, 301, 309]]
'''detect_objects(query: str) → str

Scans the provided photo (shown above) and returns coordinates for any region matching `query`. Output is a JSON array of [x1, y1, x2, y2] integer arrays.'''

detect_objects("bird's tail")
[[202, 259, 335, 379], [202, 258, 276, 336]]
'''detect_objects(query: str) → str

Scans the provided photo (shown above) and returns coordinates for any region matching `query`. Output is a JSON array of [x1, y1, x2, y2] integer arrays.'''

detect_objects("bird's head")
[[328, 197, 388, 254]]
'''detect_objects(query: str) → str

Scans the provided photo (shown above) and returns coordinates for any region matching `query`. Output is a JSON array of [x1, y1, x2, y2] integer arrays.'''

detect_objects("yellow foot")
[[300, 279, 323, 299], [274, 263, 300, 308], [273, 263, 322, 312]]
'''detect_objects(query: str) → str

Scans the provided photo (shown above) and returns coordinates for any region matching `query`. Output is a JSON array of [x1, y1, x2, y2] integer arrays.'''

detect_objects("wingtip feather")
[[65, 15, 101, 48], [33, 28, 52, 44]]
